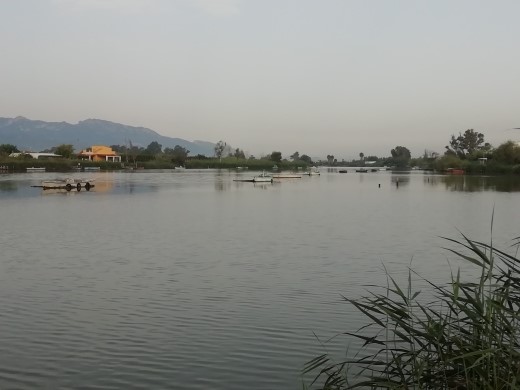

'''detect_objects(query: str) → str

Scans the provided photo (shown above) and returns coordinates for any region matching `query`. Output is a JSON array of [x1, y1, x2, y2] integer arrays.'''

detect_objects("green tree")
[[290, 151, 300, 161], [446, 129, 489, 159], [0, 144, 19, 156], [126, 140, 140, 167], [493, 140, 520, 164], [145, 141, 162, 155], [300, 154, 313, 164], [234, 148, 245, 159], [110, 144, 126, 153], [54, 144, 74, 158], [270, 151, 282, 162], [358, 152, 365, 166], [390, 146, 411, 167], [170, 145, 190, 166], [214, 140, 226, 162]]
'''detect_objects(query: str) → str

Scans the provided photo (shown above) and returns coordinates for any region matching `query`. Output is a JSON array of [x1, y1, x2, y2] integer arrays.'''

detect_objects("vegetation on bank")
[[0, 158, 123, 172], [304, 232, 520, 389], [1, 128, 520, 174], [0, 154, 309, 172], [320, 130, 520, 175]]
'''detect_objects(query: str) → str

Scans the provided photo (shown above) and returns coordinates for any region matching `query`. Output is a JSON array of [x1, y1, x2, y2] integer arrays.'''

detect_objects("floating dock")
[[26, 167, 46, 172], [32, 178, 95, 192], [272, 174, 301, 179], [233, 178, 273, 183]]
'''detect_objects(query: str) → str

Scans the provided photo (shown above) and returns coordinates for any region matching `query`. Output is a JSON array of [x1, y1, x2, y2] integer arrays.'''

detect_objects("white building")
[[9, 152, 62, 159]]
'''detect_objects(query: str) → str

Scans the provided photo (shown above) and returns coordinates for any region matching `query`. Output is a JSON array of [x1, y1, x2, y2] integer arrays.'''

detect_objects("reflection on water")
[[425, 175, 520, 192], [390, 174, 410, 187], [252, 182, 273, 190], [0, 181, 17, 192], [214, 177, 231, 191], [3, 172, 520, 196], [0, 173, 164, 197]]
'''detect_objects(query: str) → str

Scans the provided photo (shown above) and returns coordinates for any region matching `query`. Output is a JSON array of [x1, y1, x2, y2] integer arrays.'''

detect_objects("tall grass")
[[304, 232, 520, 389]]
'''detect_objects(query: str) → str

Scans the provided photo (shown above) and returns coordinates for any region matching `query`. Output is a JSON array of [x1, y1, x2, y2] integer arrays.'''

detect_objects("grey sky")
[[1, 0, 519, 159]]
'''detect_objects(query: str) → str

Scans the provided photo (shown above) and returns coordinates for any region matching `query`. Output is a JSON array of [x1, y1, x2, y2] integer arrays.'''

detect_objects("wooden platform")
[[32, 179, 95, 191]]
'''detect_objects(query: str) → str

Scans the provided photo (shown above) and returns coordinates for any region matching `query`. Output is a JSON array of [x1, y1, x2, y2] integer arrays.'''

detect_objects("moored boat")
[[233, 170, 273, 183], [38, 178, 95, 191], [303, 167, 320, 175], [446, 168, 465, 175], [253, 171, 273, 182], [26, 167, 46, 172]]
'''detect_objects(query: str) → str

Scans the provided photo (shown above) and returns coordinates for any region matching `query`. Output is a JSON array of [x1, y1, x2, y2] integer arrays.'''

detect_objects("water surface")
[[0, 170, 519, 389]]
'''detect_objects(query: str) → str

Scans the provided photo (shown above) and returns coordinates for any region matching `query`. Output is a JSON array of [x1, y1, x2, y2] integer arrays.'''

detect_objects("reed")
[[304, 232, 520, 389]]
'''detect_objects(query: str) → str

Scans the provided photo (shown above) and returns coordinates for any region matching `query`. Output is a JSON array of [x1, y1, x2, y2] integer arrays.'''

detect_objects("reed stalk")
[[304, 232, 520, 389]]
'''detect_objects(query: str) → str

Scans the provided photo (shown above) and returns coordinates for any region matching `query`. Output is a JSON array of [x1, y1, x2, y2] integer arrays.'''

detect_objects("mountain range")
[[0, 116, 216, 156]]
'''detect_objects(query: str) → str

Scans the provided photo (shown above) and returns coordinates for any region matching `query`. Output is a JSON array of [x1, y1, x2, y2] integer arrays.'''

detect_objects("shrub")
[[304, 232, 520, 389]]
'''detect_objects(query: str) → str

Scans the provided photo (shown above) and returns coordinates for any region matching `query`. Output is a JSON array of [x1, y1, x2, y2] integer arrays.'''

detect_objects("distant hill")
[[0, 116, 216, 156]]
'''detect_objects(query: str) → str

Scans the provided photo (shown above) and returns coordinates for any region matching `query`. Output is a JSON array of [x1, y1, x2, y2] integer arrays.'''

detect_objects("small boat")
[[26, 167, 46, 172], [355, 168, 368, 173], [84, 167, 101, 172], [253, 171, 273, 183], [446, 168, 465, 175], [303, 167, 320, 176], [233, 170, 273, 183], [174, 166, 186, 170], [338, 170, 348, 173], [37, 178, 95, 191]]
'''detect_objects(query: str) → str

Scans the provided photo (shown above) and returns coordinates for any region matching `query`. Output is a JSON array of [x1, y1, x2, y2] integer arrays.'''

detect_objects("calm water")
[[0, 169, 519, 389]]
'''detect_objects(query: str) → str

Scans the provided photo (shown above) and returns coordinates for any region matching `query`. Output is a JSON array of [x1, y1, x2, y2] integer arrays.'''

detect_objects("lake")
[[0, 169, 519, 389]]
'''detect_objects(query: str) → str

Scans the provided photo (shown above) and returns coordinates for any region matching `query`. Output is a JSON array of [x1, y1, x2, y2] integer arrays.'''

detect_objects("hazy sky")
[[1, 0, 519, 159]]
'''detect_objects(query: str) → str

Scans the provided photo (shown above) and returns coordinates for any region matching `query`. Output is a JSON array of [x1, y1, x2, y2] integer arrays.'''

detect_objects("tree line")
[[2, 129, 520, 172], [316, 129, 520, 172]]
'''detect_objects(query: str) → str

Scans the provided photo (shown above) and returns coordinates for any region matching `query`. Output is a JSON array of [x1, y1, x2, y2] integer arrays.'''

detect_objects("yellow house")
[[78, 145, 121, 162]]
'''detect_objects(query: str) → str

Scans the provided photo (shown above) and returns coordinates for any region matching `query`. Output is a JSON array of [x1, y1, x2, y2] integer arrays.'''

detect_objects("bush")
[[304, 233, 520, 389]]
